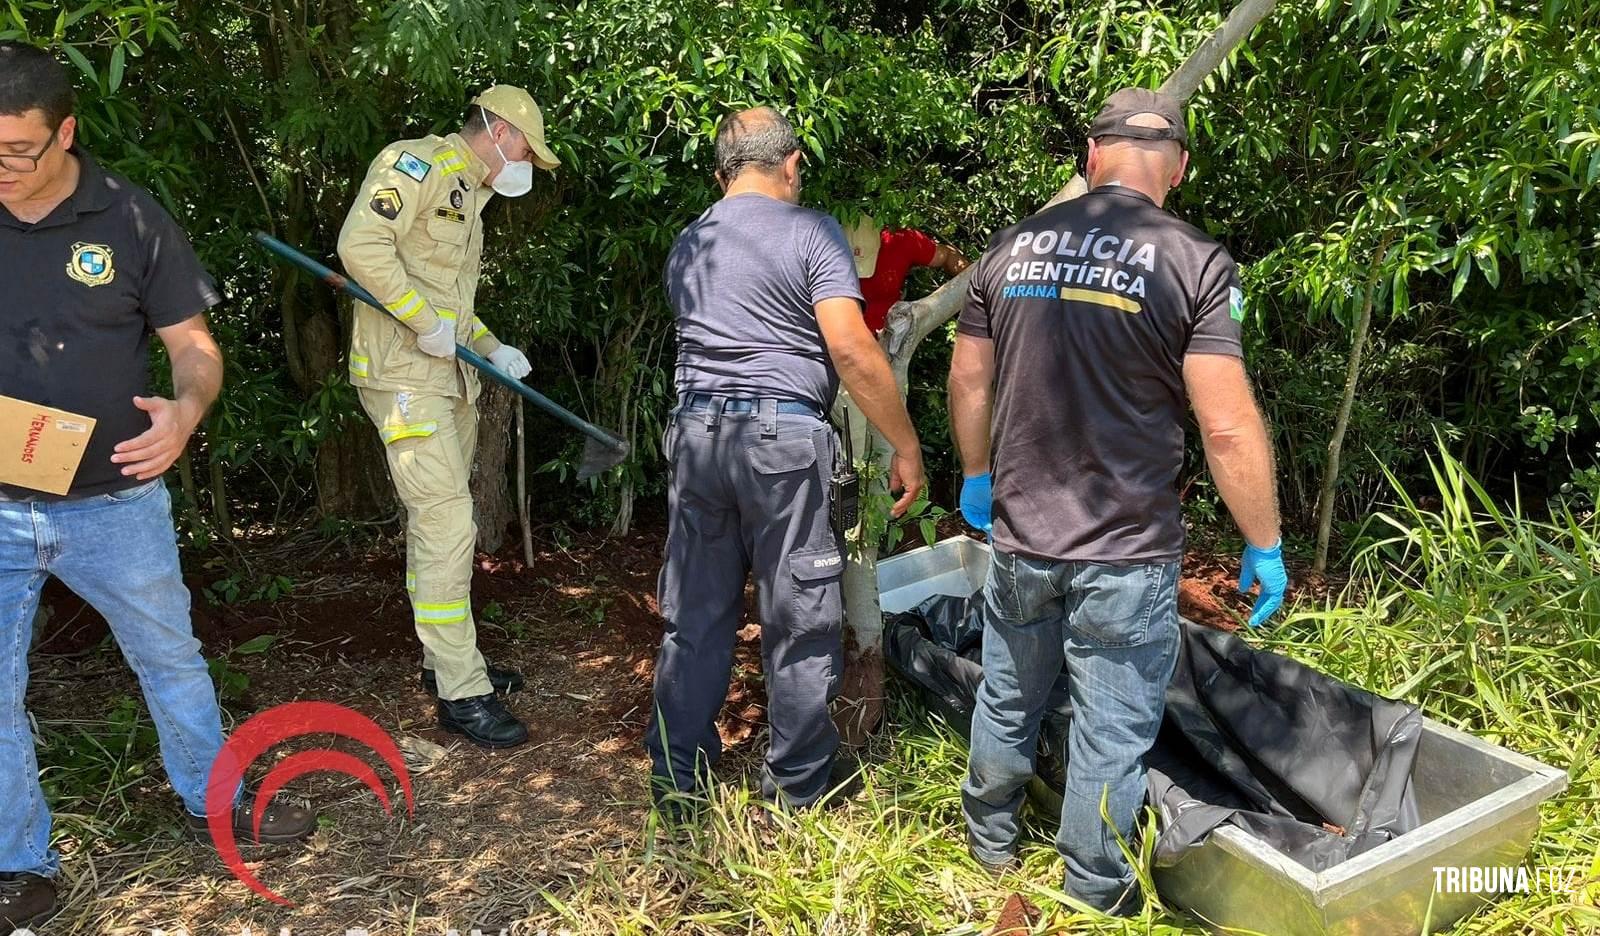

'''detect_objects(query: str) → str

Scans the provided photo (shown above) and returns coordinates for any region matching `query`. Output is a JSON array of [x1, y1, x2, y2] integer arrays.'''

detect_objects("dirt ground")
[[24, 519, 1315, 935]]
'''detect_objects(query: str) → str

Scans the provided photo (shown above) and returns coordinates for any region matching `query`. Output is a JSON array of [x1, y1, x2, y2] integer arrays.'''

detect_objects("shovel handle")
[[251, 232, 627, 456]]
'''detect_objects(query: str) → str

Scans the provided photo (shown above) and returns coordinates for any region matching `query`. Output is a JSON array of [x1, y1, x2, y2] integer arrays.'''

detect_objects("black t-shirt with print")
[[957, 185, 1244, 563], [0, 149, 221, 500]]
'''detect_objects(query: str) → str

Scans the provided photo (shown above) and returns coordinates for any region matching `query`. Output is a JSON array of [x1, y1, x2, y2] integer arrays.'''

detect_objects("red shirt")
[[860, 228, 938, 332]]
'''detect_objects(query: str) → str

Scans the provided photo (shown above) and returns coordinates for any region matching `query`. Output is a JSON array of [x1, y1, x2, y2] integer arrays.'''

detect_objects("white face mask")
[[485, 114, 534, 198]]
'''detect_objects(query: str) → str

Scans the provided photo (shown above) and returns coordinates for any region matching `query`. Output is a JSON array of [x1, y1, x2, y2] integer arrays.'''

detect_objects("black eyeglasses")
[[0, 126, 59, 174]]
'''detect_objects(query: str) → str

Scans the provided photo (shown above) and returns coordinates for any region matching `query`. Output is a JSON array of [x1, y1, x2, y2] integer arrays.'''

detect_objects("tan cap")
[[844, 214, 882, 278], [472, 84, 560, 170]]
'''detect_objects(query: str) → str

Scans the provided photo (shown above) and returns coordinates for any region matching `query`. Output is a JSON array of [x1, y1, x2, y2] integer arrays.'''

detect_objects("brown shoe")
[[0, 872, 56, 931], [186, 789, 319, 845]]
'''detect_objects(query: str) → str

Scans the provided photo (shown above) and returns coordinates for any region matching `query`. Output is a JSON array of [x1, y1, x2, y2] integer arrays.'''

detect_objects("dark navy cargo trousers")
[[647, 399, 844, 807]]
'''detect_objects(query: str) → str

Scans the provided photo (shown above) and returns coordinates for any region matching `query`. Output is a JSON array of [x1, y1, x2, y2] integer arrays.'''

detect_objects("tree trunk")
[[1314, 234, 1395, 572], [517, 400, 534, 567], [472, 381, 516, 554], [834, 0, 1282, 741], [1157, 0, 1280, 101], [208, 449, 232, 536], [175, 449, 203, 534]]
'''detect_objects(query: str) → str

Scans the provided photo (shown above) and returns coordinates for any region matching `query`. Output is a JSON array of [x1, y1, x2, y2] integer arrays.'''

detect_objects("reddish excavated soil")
[[989, 892, 1043, 934]]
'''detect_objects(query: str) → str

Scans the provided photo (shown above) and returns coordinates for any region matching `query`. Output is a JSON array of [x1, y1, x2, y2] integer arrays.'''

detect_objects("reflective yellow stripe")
[[436, 308, 457, 321], [405, 572, 416, 593], [414, 599, 468, 625], [434, 150, 468, 175], [1060, 287, 1142, 314], [471, 317, 489, 341], [387, 290, 426, 321], [379, 421, 438, 444], [349, 354, 370, 378]]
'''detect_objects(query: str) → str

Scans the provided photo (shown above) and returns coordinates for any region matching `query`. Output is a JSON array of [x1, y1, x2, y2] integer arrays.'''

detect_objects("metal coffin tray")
[[876, 537, 1570, 935]]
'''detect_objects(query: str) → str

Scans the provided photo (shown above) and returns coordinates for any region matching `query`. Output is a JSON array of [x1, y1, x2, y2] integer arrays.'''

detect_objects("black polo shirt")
[[0, 148, 221, 500]]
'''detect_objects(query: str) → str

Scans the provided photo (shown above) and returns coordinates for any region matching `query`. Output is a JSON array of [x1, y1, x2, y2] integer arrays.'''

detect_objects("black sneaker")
[[185, 789, 319, 846], [420, 663, 524, 697], [0, 872, 56, 931], [438, 693, 529, 748]]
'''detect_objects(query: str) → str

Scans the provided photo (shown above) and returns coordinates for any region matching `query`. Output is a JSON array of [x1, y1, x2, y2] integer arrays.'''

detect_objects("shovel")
[[253, 232, 629, 480]]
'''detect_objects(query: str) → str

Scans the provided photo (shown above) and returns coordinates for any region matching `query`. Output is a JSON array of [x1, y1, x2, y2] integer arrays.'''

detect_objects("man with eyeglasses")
[[336, 85, 560, 749], [0, 41, 317, 931], [648, 106, 925, 816]]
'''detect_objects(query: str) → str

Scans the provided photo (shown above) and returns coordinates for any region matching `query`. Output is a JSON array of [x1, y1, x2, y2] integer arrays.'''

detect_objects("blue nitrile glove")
[[1239, 540, 1288, 629], [959, 472, 993, 534]]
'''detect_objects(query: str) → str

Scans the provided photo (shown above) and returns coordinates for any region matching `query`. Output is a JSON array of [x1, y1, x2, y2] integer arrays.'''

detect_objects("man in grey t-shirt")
[[649, 107, 924, 813], [949, 89, 1288, 914]]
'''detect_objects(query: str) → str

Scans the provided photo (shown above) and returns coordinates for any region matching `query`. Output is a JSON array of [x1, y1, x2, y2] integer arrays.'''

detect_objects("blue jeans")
[[963, 548, 1179, 914], [0, 480, 225, 877]]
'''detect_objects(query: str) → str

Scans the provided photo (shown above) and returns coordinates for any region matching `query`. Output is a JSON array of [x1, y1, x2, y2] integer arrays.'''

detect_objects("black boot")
[[420, 664, 525, 697], [0, 873, 56, 931], [438, 693, 529, 748]]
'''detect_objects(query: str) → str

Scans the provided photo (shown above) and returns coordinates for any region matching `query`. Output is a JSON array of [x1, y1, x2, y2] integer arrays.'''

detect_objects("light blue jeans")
[[963, 548, 1179, 915], [0, 480, 225, 877]]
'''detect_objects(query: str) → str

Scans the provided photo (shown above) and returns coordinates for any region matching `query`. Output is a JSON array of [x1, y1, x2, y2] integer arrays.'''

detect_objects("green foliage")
[[1270, 445, 1600, 931], [540, 445, 1600, 933], [37, 695, 166, 841], [1, 0, 1595, 549], [206, 633, 281, 701]]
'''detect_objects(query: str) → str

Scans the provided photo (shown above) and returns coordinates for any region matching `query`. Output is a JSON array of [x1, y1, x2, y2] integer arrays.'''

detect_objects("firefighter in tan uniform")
[[337, 85, 559, 748]]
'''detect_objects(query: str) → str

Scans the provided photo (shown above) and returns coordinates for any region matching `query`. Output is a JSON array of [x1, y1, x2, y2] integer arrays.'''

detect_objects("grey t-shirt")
[[665, 193, 863, 410], [958, 186, 1244, 563]]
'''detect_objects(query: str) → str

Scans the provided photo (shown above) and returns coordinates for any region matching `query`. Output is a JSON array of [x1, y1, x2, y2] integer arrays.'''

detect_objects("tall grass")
[[533, 446, 1599, 934], [1270, 447, 1600, 934]]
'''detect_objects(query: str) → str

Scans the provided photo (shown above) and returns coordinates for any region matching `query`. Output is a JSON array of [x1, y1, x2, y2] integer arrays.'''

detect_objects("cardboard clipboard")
[[0, 395, 98, 496]]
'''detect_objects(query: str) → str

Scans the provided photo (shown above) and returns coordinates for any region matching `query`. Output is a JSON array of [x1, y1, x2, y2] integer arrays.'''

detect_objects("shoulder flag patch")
[[370, 187, 403, 221], [394, 151, 431, 182], [1229, 286, 1247, 323]]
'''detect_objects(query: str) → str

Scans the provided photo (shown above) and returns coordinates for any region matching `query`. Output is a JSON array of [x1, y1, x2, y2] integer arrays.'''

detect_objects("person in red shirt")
[[845, 215, 970, 333]]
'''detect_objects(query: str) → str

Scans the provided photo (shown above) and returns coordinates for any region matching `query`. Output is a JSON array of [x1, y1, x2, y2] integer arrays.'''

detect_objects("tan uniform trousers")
[[358, 387, 492, 700]]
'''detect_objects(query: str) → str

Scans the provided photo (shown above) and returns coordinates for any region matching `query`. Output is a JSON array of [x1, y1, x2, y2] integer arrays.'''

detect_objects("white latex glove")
[[415, 320, 456, 358], [488, 345, 532, 380]]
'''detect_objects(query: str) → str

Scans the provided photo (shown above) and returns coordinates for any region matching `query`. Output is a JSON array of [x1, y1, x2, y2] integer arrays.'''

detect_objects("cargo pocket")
[[789, 546, 844, 641]]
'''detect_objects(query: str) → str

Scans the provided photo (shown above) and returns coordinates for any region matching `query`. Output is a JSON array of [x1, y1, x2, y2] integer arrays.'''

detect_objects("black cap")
[[1087, 88, 1188, 150]]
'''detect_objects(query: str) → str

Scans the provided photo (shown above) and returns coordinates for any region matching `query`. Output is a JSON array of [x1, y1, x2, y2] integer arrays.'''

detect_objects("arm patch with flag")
[[1228, 286, 1247, 323], [393, 151, 431, 182]]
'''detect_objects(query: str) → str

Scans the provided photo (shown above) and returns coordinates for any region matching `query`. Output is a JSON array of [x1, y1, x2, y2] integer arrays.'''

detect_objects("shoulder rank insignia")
[[394, 151, 431, 182], [370, 187, 403, 221]]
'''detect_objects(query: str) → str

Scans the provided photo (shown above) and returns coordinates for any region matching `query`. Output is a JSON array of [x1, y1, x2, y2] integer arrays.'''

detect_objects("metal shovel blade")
[[578, 431, 630, 481]]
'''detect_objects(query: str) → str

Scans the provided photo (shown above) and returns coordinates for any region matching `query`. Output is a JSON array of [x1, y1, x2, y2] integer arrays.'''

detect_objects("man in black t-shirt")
[[949, 88, 1288, 915], [0, 43, 315, 929]]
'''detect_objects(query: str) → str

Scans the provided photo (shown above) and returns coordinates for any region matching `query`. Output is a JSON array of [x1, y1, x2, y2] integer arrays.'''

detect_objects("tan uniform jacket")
[[337, 132, 504, 400]]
